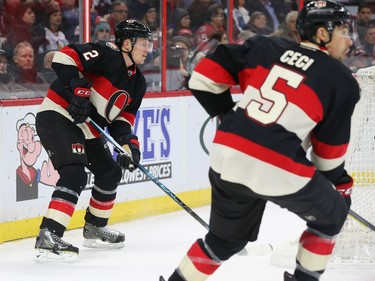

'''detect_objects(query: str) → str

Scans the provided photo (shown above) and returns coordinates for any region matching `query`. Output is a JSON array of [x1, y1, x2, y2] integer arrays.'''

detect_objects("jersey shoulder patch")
[[106, 42, 119, 51]]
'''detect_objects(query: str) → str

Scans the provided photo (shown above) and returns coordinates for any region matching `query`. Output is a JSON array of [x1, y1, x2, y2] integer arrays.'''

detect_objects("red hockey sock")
[[176, 239, 222, 280]]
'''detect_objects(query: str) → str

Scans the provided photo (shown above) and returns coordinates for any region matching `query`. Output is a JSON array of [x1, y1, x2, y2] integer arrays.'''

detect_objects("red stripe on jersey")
[[86, 74, 133, 105], [89, 198, 115, 210], [239, 66, 323, 123], [84, 74, 136, 125], [121, 111, 135, 126], [60, 46, 84, 71], [48, 200, 75, 216], [311, 134, 348, 159], [187, 241, 221, 275], [194, 58, 237, 85], [214, 130, 315, 178], [300, 230, 335, 255], [47, 89, 69, 108]]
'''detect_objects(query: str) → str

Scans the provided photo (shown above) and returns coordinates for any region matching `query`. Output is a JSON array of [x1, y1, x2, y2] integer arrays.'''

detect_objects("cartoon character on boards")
[[16, 113, 59, 201]]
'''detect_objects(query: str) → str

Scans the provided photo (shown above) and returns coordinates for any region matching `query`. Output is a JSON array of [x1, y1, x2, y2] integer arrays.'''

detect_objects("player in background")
[[161, 1, 359, 281], [34, 19, 152, 261]]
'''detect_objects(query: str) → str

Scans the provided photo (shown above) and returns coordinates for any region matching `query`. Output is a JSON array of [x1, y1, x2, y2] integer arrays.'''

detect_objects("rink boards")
[[0, 93, 219, 243]]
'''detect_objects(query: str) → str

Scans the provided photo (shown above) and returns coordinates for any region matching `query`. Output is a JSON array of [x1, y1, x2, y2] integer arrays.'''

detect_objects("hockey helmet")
[[114, 19, 152, 47], [296, 0, 352, 43]]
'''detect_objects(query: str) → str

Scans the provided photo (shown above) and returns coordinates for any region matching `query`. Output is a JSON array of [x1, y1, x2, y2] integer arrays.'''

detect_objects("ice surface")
[[0, 203, 374, 280]]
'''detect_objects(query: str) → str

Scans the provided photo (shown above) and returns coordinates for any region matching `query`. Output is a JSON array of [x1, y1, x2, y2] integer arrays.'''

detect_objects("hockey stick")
[[86, 118, 274, 256], [349, 209, 375, 232], [86, 117, 210, 231]]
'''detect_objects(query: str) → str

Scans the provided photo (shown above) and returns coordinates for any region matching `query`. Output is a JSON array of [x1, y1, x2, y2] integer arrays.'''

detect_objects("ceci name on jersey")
[[280, 50, 314, 71]]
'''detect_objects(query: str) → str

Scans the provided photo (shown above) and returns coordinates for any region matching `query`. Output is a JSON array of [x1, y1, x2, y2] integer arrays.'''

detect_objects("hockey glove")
[[116, 134, 140, 172], [67, 77, 92, 124], [335, 179, 353, 208]]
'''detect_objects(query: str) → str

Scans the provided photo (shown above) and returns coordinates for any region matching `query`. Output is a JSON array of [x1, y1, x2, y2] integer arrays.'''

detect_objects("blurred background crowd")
[[0, 0, 373, 98]]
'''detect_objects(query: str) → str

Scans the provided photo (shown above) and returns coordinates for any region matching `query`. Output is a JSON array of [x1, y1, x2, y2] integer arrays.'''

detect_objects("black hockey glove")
[[116, 134, 141, 172], [67, 77, 92, 124]]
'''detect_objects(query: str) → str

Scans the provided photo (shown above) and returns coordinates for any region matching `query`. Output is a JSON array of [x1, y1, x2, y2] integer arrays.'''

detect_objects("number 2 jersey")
[[38, 41, 146, 140], [189, 35, 360, 196]]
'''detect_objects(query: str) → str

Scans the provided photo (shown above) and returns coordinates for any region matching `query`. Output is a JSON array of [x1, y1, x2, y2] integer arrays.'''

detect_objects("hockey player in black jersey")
[[34, 20, 153, 261], [162, 1, 360, 281]]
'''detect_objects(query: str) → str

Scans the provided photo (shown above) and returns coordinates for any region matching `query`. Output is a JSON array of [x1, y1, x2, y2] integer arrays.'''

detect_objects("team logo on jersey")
[[72, 143, 85, 154], [106, 42, 119, 51], [314, 1, 327, 8], [105, 90, 131, 122]]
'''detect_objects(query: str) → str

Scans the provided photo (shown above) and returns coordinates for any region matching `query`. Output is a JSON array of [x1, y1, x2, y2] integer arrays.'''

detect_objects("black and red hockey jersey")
[[189, 35, 360, 196], [38, 41, 146, 142]]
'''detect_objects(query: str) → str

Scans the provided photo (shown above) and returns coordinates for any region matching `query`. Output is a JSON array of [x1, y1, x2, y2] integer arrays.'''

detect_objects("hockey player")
[[34, 19, 152, 261], [161, 1, 359, 281]]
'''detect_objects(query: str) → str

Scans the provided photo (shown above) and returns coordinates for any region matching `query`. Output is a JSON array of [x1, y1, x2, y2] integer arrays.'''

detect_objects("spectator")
[[8, 41, 48, 97], [0, 0, 22, 40], [40, 49, 57, 83], [31, 0, 61, 26], [362, 25, 375, 61], [43, 7, 69, 51], [0, 49, 12, 87], [177, 28, 194, 48], [272, 10, 300, 42], [355, 3, 375, 45], [166, 35, 192, 90], [105, 1, 129, 42], [168, 8, 191, 39], [61, 0, 79, 43], [187, 0, 216, 32], [10, 41, 47, 84], [245, 11, 272, 35], [94, 0, 111, 17], [166, 0, 186, 27], [246, 0, 289, 33], [233, 0, 250, 33], [128, 0, 160, 21], [140, 4, 160, 49], [5, 2, 48, 62], [93, 16, 111, 42], [194, 4, 226, 47]]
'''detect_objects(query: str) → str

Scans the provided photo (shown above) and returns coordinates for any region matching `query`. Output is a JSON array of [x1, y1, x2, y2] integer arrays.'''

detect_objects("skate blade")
[[82, 238, 125, 249], [34, 248, 78, 263]]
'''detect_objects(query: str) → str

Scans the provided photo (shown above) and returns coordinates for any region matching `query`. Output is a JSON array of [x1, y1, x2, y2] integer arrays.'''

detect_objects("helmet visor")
[[133, 38, 154, 53]]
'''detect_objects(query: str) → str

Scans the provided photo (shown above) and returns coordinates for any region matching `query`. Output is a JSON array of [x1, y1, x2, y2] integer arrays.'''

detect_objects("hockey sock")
[[41, 164, 87, 236], [42, 186, 80, 237], [294, 228, 336, 281], [85, 184, 117, 227], [169, 239, 222, 281]]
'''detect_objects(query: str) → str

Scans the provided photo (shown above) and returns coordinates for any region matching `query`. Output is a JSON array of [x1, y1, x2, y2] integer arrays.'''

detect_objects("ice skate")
[[82, 223, 125, 249], [34, 228, 79, 262], [284, 271, 298, 281]]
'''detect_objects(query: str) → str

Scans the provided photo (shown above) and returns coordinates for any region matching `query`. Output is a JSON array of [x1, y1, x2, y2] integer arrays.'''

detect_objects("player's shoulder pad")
[[104, 41, 120, 51]]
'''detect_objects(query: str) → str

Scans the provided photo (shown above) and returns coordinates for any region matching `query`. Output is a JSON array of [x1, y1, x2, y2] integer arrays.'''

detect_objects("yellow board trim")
[[0, 188, 211, 244]]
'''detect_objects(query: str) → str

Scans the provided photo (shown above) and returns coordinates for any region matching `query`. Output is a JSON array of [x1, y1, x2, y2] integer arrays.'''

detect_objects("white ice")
[[0, 203, 374, 281]]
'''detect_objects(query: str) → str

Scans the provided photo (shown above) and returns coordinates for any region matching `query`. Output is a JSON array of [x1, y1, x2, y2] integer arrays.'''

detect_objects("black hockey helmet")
[[114, 19, 152, 48], [296, 0, 352, 43]]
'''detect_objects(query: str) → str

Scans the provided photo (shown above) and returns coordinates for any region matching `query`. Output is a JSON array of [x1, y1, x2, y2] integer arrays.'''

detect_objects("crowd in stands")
[[0, 0, 374, 97]]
